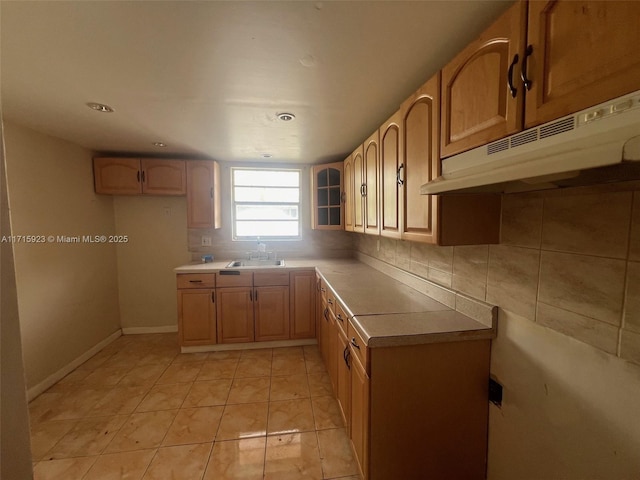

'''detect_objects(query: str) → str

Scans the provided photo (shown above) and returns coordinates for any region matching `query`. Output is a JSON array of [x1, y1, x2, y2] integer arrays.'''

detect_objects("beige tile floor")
[[29, 333, 362, 480]]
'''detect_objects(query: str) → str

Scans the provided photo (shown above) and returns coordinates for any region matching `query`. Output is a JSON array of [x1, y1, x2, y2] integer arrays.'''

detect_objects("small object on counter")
[[201, 254, 213, 263]]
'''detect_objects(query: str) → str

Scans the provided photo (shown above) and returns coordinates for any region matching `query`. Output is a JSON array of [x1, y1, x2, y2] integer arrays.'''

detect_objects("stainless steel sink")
[[225, 259, 285, 268]]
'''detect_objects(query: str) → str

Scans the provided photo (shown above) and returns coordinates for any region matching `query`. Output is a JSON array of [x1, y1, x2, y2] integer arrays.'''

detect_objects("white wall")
[[3, 122, 121, 390], [488, 309, 640, 479]]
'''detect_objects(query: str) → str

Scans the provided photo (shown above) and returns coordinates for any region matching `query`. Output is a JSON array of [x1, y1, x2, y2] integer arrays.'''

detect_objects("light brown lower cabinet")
[[254, 285, 290, 342], [177, 273, 217, 346], [178, 269, 315, 347], [336, 327, 352, 432], [345, 330, 491, 480], [289, 270, 316, 339]]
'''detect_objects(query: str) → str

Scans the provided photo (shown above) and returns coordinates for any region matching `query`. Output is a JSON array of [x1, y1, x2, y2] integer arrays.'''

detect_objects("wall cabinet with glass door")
[[311, 162, 344, 230]]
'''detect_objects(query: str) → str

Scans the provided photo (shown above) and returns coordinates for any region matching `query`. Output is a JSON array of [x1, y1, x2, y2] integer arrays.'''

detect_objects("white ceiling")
[[1, 0, 512, 164]]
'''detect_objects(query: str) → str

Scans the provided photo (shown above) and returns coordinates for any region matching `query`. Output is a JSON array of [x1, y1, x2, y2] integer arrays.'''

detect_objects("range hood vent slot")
[[510, 130, 538, 148], [539, 116, 575, 139], [487, 138, 509, 155]]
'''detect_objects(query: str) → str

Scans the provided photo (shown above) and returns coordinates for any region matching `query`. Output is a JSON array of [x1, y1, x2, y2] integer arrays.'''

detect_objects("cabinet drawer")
[[177, 273, 216, 289], [216, 270, 253, 287], [335, 302, 349, 337], [348, 320, 369, 374], [254, 271, 290, 286]]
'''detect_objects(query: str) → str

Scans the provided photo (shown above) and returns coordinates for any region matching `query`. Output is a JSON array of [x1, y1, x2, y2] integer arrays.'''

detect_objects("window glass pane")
[[236, 221, 299, 237], [236, 205, 299, 221], [234, 170, 299, 187], [231, 168, 301, 240], [234, 186, 299, 203]]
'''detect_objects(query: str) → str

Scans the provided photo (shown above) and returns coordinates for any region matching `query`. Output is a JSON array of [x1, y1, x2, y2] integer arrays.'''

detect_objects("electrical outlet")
[[163, 207, 171, 217], [201, 236, 212, 247]]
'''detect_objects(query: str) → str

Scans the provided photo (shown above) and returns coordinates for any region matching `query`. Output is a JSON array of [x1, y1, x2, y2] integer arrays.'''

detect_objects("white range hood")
[[421, 90, 640, 195]]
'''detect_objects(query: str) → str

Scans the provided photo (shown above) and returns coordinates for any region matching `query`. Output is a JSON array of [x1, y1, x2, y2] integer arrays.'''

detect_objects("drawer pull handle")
[[336, 313, 343, 322], [350, 337, 361, 350], [189, 280, 203, 283], [327, 299, 333, 305], [219, 270, 240, 275]]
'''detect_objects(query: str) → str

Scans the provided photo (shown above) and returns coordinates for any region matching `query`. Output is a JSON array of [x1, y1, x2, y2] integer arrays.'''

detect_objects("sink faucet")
[[248, 237, 269, 260]]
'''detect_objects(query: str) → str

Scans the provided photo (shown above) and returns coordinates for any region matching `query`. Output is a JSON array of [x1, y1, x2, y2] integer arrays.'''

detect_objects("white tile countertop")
[[174, 255, 496, 347]]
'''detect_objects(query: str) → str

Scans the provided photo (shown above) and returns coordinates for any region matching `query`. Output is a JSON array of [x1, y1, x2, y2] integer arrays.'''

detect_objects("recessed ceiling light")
[[277, 112, 296, 122], [86, 102, 114, 113], [152, 142, 167, 148], [261, 153, 273, 158]]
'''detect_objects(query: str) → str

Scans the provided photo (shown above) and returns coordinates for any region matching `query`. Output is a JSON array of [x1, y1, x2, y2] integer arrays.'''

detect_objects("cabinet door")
[[177, 289, 216, 346], [312, 162, 344, 230], [343, 154, 355, 232], [525, 0, 640, 128], [352, 145, 365, 234], [400, 74, 440, 244], [363, 131, 380, 235], [350, 354, 370, 480], [337, 329, 351, 432], [441, 1, 526, 157], [315, 274, 323, 349], [186, 160, 221, 229], [379, 111, 402, 239], [216, 287, 254, 343], [254, 286, 289, 342], [290, 271, 316, 339], [93, 157, 142, 195], [141, 159, 186, 195]]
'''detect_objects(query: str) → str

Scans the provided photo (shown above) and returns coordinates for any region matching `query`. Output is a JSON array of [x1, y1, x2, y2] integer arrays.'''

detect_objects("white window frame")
[[231, 167, 302, 241]]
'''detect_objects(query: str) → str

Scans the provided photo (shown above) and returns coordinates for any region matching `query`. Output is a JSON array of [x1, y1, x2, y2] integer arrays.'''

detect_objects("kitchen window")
[[231, 168, 301, 240]]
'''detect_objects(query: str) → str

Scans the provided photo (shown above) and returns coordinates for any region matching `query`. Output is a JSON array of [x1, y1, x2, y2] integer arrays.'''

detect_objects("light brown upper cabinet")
[[400, 74, 441, 244], [363, 131, 380, 235], [343, 154, 355, 232], [186, 160, 221, 229], [524, 0, 640, 128], [352, 145, 365, 233], [440, 1, 527, 157], [400, 74, 501, 245], [311, 162, 344, 230], [93, 157, 186, 195], [379, 110, 402, 239]]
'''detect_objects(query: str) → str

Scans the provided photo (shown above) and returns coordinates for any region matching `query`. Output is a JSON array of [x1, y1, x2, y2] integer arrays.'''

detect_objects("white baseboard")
[[121, 325, 178, 335], [27, 329, 122, 401], [181, 338, 318, 353]]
